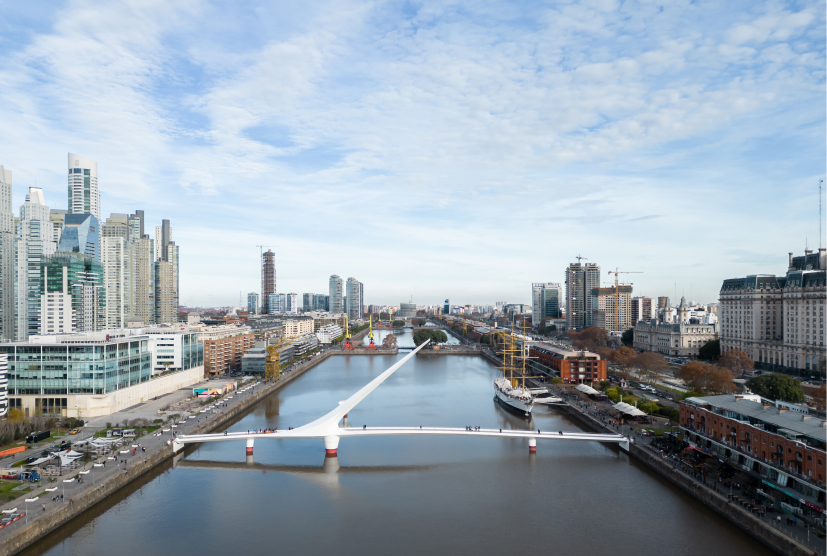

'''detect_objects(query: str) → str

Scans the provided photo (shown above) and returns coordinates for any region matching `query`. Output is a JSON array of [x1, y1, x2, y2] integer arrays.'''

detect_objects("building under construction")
[[261, 249, 276, 314]]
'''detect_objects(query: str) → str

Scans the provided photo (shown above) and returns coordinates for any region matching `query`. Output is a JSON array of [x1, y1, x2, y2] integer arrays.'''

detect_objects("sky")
[[0, 0, 824, 308]]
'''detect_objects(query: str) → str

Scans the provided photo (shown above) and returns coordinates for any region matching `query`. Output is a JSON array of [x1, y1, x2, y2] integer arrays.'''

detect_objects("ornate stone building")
[[633, 296, 719, 357], [719, 249, 826, 376]]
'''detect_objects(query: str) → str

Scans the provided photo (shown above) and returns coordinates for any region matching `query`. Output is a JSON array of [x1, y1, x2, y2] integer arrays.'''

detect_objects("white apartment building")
[[0, 167, 14, 343], [16, 188, 56, 340], [102, 236, 135, 328], [720, 249, 826, 375], [68, 153, 100, 220], [39, 266, 73, 334], [316, 324, 343, 344], [283, 318, 314, 338]]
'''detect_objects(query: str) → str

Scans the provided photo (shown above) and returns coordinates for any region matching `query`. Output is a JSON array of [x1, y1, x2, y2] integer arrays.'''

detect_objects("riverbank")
[[556, 389, 817, 556], [0, 348, 343, 556]]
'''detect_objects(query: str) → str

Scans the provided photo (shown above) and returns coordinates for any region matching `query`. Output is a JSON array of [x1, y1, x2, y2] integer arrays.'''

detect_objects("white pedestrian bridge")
[[174, 340, 630, 456]]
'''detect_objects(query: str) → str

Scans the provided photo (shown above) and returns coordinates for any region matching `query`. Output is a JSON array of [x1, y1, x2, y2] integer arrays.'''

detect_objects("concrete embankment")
[[1, 348, 355, 556], [560, 399, 814, 556]]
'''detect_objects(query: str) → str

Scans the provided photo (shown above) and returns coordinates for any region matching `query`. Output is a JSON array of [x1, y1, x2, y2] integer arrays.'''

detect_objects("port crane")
[[341, 316, 354, 350], [366, 315, 377, 350]]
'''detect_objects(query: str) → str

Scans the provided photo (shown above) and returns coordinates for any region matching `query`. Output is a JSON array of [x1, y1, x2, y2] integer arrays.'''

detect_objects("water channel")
[[22, 330, 771, 556]]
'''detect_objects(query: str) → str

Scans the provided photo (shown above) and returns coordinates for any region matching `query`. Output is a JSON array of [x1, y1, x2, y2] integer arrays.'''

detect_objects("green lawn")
[[0, 480, 33, 502]]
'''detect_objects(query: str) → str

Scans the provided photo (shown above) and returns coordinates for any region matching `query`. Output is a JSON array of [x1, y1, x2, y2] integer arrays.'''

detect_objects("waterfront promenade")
[[554, 385, 823, 556]]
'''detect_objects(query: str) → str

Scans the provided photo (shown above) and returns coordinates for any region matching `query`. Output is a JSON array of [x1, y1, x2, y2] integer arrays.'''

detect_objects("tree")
[[569, 327, 608, 350], [7, 408, 25, 423], [698, 339, 720, 361], [809, 384, 826, 410], [635, 352, 668, 382], [550, 325, 557, 332], [392, 320, 405, 327], [718, 349, 754, 376], [413, 330, 448, 346], [621, 328, 634, 347], [610, 346, 637, 373], [746, 374, 804, 403], [677, 361, 736, 394], [594, 346, 612, 361], [382, 334, 397, 349]]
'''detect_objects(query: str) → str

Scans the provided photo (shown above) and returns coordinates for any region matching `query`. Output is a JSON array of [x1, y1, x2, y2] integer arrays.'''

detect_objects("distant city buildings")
[[591, 285, 632, 332], [400, 301, 416, 318], [720, 249, 826, 375], [634, 296, 719, 358], [630, 296, 653, 327]]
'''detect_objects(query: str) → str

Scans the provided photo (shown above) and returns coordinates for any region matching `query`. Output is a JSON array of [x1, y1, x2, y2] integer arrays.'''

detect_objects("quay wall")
[[561, 399, 814, 556]]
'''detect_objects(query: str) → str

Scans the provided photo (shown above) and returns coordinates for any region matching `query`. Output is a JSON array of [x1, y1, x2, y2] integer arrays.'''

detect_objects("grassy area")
[[0, 480, 32, 503]]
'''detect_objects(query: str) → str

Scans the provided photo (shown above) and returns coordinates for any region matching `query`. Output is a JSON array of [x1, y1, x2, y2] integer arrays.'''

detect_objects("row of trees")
[[413, 330, 448, 346], [0, 411, 57, 447]]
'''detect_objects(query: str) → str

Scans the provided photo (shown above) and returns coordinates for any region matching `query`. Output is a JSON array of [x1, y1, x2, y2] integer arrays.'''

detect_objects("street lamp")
[[62, 477, 75, 501], [24, 497, 38, 523]]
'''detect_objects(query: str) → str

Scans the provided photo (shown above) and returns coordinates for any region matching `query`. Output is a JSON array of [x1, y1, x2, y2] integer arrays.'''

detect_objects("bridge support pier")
[[246, 438, 254, 456], [324, 435, 340, 456], [529, 438, 536, 453], [619, 438, 630, 453]]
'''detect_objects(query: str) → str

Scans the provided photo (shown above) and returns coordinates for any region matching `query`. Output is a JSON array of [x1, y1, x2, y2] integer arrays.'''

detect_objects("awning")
[[575, 384, 600, 396], [612, 402, 646, 416]]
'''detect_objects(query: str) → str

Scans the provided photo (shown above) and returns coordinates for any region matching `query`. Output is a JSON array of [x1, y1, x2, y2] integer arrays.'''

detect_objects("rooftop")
[[685, 395, 826, 444], [532, 343, 601, 360]]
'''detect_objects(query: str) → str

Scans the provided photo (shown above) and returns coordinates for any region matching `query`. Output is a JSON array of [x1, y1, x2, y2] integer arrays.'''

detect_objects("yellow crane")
[[265, 337, 292, 382], [607, 268, 642, 332]]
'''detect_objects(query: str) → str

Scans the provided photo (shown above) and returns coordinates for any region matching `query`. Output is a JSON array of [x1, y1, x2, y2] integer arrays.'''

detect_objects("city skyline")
[[0, 1, 824, 306]]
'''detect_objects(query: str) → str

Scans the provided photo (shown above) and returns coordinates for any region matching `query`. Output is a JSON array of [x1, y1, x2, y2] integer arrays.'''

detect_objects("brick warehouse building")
[[529, 343, 606, 383], [680, 394, 825, 517]]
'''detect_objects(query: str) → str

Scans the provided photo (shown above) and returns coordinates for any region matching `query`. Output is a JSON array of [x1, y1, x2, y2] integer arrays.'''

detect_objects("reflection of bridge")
[[175, 341, 630, 457]]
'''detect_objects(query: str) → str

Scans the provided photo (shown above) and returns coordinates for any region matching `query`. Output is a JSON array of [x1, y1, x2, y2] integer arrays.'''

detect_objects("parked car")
[[68, 428, 81, 435]]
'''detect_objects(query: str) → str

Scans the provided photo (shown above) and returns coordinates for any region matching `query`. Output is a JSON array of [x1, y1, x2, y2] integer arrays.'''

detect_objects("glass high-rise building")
[[329, 275, 343, 313], [532, 283, 562, 327], [58, 213, 100, 261], [0, 167, 14, 342], [67, 153, 100, 220], [247, 292, 259, 314], [346, 277, 363, 320], [16, 188, 57, 340], [41, 252, 106, 333]]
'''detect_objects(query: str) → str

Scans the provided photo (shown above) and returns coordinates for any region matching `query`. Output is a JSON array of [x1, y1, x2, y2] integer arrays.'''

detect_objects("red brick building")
[[681, 394, 826, 514], [529, 343, 607, 383]]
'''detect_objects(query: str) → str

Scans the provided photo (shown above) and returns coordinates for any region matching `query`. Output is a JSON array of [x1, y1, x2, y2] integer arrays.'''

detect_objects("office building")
[[0, 327, 204, 417], [0, 167, 13, 342], [631, 296, 653, 327], [720, 249, 826, 374], [39, 266, 72, 335], [565, 261, 600, 331], [58, 213, 100, 261], [329, 275, 344, 313], [312, 294, 327, 312], [400, 301, 416, 318], [532, 282, 562, 328], [15, 188, 57, 340], [67, 153, 100, 220], [529, 343, 607, 383], [261, 250, 276, 314], [303, 293, 312, 312], [346, 277, 363, 320], [286, 293, 298, 314], [41, 253, 106, 333], [142, 327, 203, 376], [247, 292, 259, 314], [48, 210, 66, 244], [444, 299, 450, 315]]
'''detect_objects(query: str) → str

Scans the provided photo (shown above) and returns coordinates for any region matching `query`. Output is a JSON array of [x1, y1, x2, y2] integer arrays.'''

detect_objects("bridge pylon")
[[324, 435, 340, 456]]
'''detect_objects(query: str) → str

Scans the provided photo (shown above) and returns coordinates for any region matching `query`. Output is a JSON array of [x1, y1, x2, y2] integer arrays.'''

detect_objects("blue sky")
[[0, 0, 824, 307]]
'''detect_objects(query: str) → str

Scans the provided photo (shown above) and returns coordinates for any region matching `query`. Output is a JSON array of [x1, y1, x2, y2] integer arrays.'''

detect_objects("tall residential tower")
[[67, 153, 100, 220], [565, 261, 600, 331], [261, 250, 276, 314]]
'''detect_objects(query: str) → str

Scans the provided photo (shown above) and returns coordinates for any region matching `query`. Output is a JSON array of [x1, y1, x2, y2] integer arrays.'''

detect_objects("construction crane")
[[342, 316, 354, 351], [265, 337, 292, 382], [607, 268, 642, 332]]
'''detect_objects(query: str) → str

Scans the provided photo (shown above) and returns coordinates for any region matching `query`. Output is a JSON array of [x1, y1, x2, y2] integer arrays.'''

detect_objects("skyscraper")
[[153, 219, 178, 323], [565, 261, 600, 331], [58, 213, 100, 261], [261, 250, 276, 314], [630, 296, 653, 326], [443, 299, 450, 315], [68, 153, 100, 220], [101, 214, 135, 328], [154, 220, 171, 262], [15, 188, 56, 339], [40, 253, 106, 333], [329, 275, 343, 313], [346, 277, 363, 320], [532, 282, 562, 327], [133, 232, 155, 325], [0, 167, 13, 341]]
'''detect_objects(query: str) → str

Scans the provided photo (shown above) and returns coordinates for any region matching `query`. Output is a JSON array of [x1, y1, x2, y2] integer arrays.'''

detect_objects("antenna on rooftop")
[[820, 179, 824, 249]]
